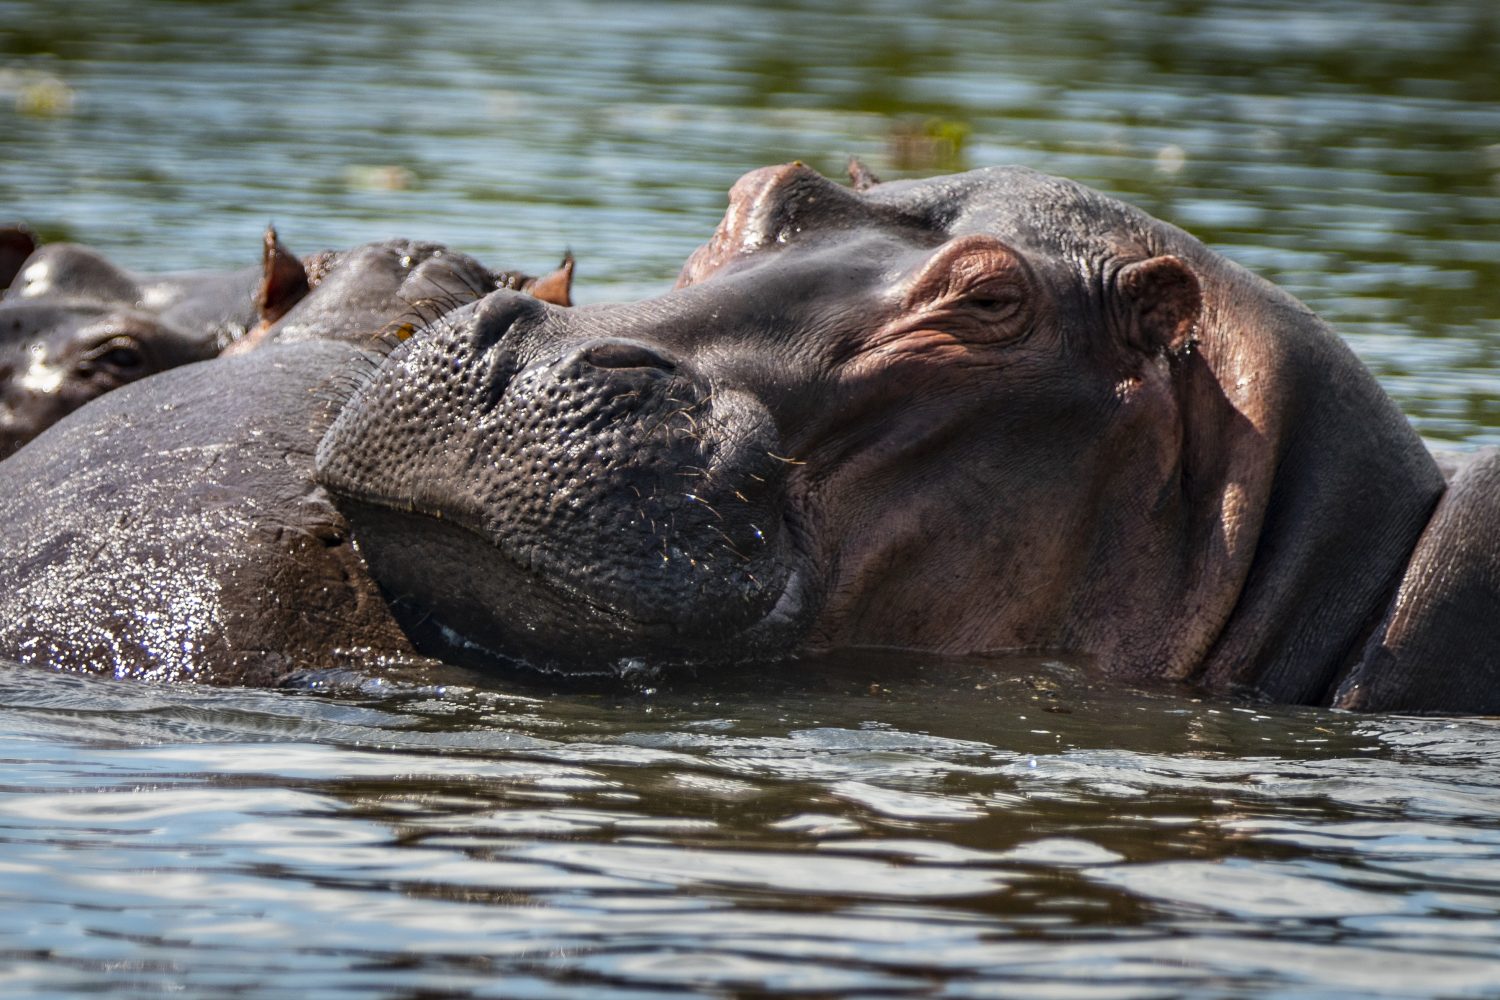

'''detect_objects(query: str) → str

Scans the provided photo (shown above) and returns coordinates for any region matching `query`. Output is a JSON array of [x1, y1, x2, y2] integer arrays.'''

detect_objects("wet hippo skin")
[[2, 165, 1495, 713]]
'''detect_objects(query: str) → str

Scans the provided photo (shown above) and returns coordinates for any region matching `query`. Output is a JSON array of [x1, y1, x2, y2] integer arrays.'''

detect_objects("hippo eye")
[[958, 282, 1024, 322], [80, 336, 145, 373]]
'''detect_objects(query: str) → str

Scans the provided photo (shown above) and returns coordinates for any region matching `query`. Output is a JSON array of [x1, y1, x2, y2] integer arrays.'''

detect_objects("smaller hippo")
[[228, 239, 574, 353], [0, 227, 307, 458], [0, 225, 572, 457]]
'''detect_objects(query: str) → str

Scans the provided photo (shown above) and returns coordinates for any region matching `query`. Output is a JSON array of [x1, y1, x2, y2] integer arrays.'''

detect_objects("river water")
[[2, 0, 1500, 996]]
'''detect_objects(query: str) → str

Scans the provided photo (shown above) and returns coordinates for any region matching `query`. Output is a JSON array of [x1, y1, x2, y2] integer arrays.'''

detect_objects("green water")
[[2, 0, 1500, 996]]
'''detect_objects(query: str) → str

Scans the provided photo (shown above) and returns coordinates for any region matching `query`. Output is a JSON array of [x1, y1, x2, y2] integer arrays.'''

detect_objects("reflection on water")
[[3, 0, 1500, 995], [5, 663, 1500, 997]]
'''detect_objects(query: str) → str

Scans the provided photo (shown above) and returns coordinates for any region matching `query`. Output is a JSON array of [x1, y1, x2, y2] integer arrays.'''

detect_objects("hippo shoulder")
[[1334, 449, 1500, 713], [0, 340, 415, 684]]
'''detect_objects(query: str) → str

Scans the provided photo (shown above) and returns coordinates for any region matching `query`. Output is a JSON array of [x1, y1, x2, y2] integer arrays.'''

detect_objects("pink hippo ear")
[[0, 224, 39, 290], [524, 251, 575, 307], [256, 225, 310, 325], [1116, 255, 1201, 356]]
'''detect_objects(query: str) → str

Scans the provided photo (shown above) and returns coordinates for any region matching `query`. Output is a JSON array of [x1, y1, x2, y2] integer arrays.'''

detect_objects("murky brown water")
[[3, 0, 1500, 995]]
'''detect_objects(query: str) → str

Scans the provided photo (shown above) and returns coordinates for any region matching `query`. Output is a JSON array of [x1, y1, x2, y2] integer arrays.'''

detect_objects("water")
[[2, 0, 1500, 995]]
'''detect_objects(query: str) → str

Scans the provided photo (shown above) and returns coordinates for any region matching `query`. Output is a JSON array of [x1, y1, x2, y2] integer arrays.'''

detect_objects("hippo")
[[226, 237, 573, 353], [0, 227, 308, 458], [1, 164, 1495, 713], [0, 235, 574, 685]]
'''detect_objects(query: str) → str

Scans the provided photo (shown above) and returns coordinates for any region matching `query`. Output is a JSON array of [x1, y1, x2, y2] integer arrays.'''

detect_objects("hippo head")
[[0, 229, 314, 458], [233, 237, 573, 352], [316, 164, 1437, 696], [2, 244, 207, 458]]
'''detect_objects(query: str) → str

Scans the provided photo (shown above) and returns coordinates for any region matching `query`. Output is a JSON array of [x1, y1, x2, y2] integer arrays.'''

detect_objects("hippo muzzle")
[[314, 290, 808, 671]]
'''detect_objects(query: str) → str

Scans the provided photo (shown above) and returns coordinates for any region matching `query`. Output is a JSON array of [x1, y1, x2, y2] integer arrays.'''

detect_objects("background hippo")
[[0, 225, 572, 457], [0, 237, 572, 684], [0, 165, 1495, 714], [228, 237, 573, 353], [0, 227, 308, 457]]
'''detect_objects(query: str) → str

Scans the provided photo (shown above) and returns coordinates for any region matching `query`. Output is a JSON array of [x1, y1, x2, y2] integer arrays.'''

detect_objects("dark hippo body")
[[0, 165, 1495, 712], [0, 339, 413, 684]]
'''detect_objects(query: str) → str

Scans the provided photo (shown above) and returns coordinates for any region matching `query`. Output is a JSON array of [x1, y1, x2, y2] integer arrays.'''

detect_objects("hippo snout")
[[314, 291, 805, 670]]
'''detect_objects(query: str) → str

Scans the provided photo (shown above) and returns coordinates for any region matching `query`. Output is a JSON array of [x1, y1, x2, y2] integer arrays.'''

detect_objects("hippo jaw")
[[314, 294, 814, 673], [320, 496, 810, 675]]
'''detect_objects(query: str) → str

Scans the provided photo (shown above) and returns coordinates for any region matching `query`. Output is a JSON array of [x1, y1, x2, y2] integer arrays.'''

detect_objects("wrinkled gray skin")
[[0, 239, 528, 684], [0, 236, 267, 458], [1, 166, 1496, 713]]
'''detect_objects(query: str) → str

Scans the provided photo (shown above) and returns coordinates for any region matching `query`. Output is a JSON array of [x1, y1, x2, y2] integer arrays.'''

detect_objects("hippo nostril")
[[582, 340, 677, 373]]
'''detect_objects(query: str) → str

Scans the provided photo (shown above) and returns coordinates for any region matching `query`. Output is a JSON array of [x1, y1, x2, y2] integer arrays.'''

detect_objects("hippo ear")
[[846, 157, 881, 192], [0, 224, 39, 290], [1116, 255, 1201, 356], [525, 251, 574, 307], [256, 225, 310, 325]]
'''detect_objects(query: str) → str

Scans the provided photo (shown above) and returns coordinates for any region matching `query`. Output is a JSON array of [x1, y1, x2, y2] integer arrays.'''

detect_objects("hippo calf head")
[[317, 164, 1438, 696]]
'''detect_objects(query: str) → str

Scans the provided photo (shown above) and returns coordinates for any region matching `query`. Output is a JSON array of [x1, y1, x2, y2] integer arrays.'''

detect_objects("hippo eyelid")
[[955, 278, 1025, 317], [901, 234, 1032, 312], [78, 333, 146, 370]]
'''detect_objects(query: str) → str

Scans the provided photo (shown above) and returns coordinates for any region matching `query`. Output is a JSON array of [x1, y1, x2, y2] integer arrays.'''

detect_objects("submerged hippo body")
[[0, 166, 1494, 712], [0, 231, 305, 458]]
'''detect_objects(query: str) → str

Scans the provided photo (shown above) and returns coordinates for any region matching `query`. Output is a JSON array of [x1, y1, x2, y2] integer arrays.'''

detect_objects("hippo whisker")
[[682, 493, 724, 522], [708, 526, 751, 562], [310, 348, 401, 411]]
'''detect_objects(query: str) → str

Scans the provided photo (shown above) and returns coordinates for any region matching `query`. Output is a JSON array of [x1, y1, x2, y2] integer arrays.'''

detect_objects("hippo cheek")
[[315, 309, 811, 671], [0, 356, 76, 458]]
